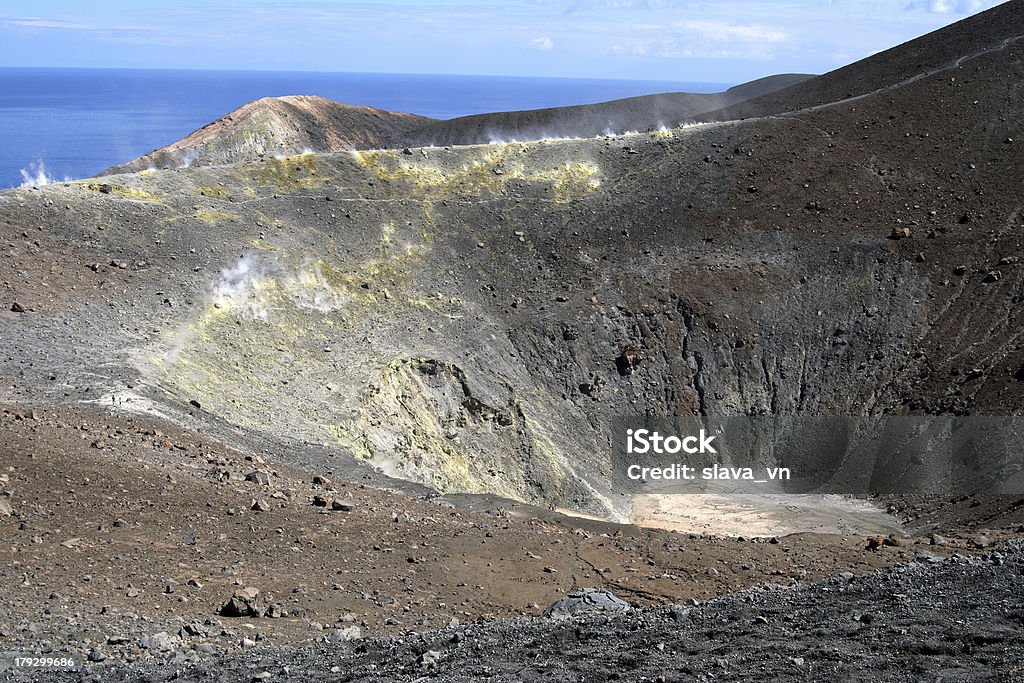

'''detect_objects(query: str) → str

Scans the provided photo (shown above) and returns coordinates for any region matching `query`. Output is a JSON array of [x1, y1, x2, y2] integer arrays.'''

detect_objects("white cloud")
[[530, 35, 555, 50], [676, 20, 787, 43], [6, 18, 98, 30], [5, 16, 156, 32], [901, 0, 1003, 13], [607, 17, 786, 61], [610, 40, 652, 56]]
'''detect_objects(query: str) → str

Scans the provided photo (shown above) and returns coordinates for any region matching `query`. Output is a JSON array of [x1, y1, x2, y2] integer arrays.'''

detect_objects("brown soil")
[[3, 402, 1017, 665]]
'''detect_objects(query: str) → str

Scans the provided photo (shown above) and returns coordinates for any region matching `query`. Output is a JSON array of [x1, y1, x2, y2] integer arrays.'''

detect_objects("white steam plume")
[[163, 252, 348, 366], [211, 253, 270, 321], [177, 150, 199, 169], [18, 160, 65, 187], [209, 253, 347, 320]]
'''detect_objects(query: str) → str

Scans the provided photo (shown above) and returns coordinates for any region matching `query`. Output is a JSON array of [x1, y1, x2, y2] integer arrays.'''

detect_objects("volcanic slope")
[[2, 1, 1024, 522], [698, 0, 1024, 121], [385, 73, 813, 147], [105, 75, 812, 176], [102, 95, 434, 175]]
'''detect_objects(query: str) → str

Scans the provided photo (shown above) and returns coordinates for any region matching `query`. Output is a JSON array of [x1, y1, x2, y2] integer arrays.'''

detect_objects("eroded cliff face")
[[116, 139, 925, 520], [135, 143, 622, 516], [2, 23, 1022, 519]]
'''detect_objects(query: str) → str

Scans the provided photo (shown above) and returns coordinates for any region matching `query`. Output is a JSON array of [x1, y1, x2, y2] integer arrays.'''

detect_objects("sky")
[[0, 0, 1008, 83]]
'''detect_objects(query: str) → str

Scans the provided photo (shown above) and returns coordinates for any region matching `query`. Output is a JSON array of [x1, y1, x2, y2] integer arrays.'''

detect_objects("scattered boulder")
[[329, 626, 361, 643], [890, 226, 912, 239], [10, 302, 25, 313], [0, 497, 12, 517], [579, 375, 605, 396], [312, 474, 334, 489], [140, 631, 174, 652], [883, 535, 902, 547], [615, 347, 644, 376], [331, 500, 355, 512], [542, 588, 629, 619], [220, 587, 262, 617], [418, 650, 442, 668], [245, 471, 270, 486], [180, 622, 207, 638]]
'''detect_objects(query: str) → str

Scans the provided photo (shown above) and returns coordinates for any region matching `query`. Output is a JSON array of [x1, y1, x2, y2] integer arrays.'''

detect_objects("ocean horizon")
[[0, 67, 732, 189]]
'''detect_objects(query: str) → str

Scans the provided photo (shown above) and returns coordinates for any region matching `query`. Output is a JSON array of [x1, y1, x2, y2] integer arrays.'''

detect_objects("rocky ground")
[[9, 541, 1024, 681], [6, 402, 1020, 678]]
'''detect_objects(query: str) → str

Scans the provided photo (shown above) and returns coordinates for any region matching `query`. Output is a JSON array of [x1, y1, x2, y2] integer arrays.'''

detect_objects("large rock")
[[328, 625, 362, 643], [542, 588, 630, 619], [220, 587, 262, 617], [140, 631, 174, 652]]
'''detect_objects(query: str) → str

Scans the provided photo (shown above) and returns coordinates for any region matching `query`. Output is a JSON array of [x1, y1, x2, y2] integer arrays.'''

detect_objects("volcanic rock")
[[220, 587, 262, 617], [542, 588, 630, 618]]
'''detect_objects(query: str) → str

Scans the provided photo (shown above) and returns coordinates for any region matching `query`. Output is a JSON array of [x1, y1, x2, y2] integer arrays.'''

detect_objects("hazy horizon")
[[0, 64, 734, 86]]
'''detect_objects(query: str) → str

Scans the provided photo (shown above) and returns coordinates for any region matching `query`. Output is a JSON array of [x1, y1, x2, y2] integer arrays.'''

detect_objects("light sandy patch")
[[83, 389, 174, 420], [631, 493, 904, 537]]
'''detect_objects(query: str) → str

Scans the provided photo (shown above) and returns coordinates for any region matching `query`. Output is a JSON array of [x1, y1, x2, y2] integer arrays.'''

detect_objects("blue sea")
[[0, 67, 729, 189]]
